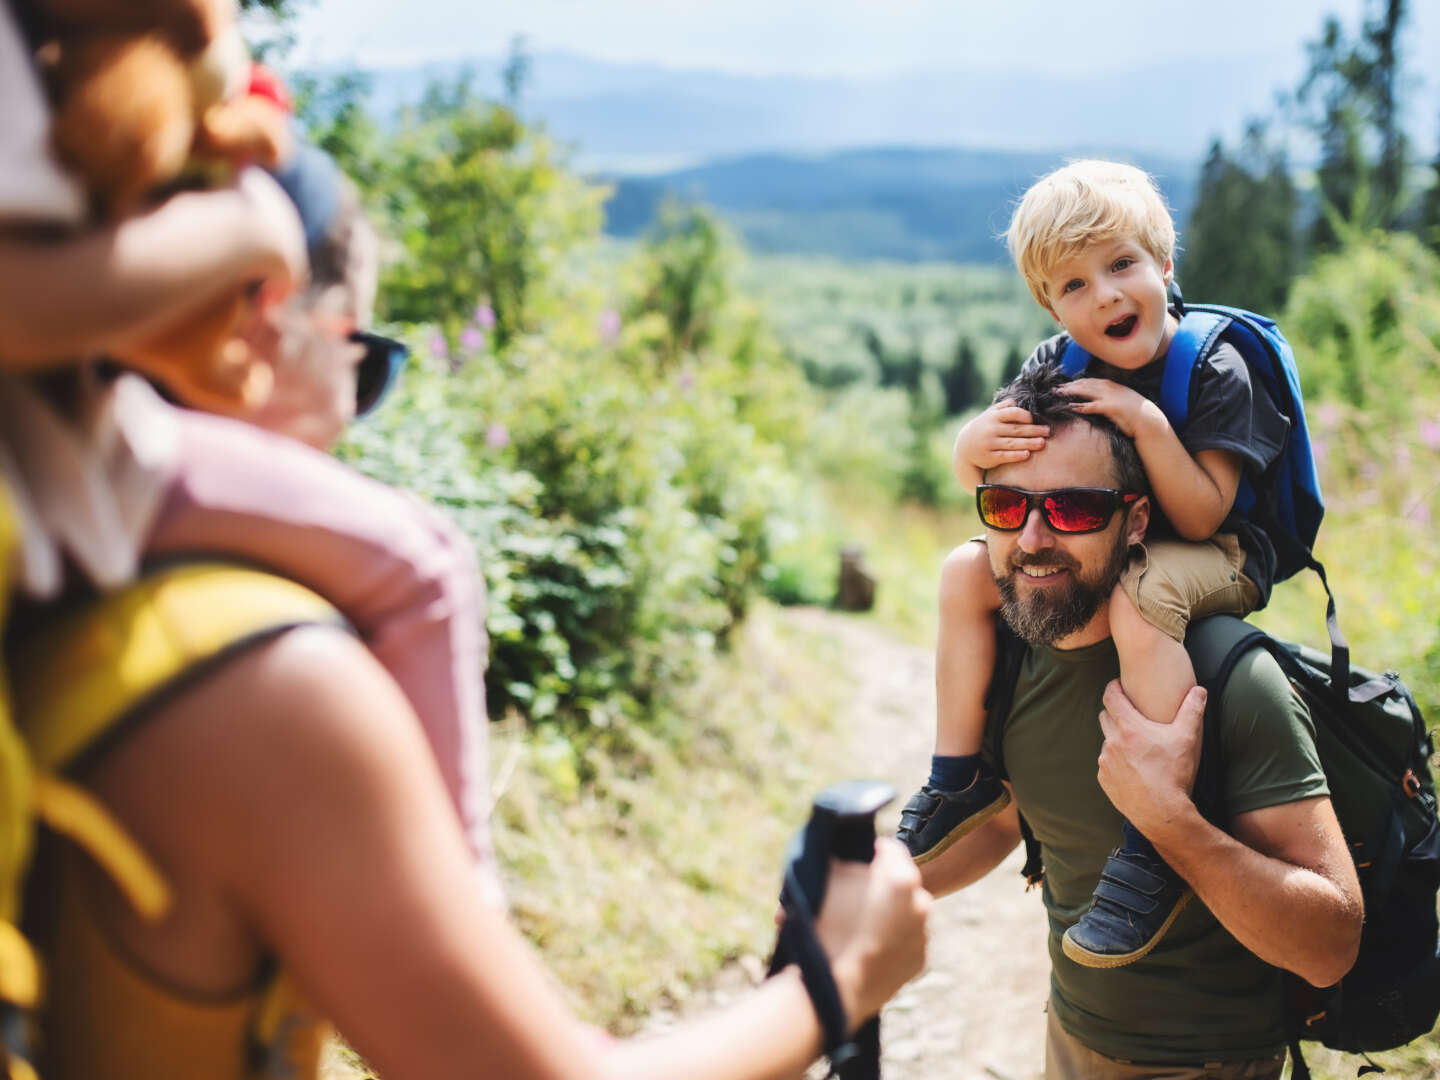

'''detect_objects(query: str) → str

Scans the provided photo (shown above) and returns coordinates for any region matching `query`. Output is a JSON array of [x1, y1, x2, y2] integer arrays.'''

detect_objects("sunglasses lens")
[[978, 487, 1029, 530], [353, 333, 407, 417], [1043, 491, 1112, 533]]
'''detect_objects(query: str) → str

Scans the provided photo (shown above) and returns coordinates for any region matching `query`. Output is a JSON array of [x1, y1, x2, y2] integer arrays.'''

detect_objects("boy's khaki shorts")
[[1120, 533, 1260, 643]]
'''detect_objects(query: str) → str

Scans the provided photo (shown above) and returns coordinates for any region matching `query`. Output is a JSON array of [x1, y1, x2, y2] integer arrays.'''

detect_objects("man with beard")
[[915, 361, 1362, 1079]]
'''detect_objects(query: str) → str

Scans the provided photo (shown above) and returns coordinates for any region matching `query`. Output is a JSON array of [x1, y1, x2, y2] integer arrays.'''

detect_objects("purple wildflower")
[[461, 327, 486, 352], [428, 332, 448, 359], [1421, 420, 1440, 452], [475, 305, 496, 330], [598, 308, 622, 343], [485, 423, 510, 450]]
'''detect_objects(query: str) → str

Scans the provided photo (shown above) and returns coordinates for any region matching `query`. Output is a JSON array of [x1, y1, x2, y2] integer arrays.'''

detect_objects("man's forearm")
[[1147, 801, 1362, 987]]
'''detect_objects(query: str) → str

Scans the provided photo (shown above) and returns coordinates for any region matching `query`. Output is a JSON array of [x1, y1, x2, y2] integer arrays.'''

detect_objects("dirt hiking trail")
[[657, 606, 1053, 1080]]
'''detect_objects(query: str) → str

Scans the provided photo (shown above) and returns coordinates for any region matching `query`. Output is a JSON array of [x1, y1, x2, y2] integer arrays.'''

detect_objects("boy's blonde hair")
[[1006, 160, 1176, 315]]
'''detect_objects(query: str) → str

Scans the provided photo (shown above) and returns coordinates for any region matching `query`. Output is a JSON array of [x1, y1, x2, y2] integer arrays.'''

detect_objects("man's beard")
[[994, 534, 1132, 646]]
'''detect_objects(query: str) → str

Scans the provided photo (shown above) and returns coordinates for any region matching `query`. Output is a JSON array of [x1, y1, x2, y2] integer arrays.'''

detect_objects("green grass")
[[487, 600, 858, 1031]]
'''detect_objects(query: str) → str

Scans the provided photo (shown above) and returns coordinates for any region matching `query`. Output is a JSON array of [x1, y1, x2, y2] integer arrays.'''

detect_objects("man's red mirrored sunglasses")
[[976, 485, 1141, 535]]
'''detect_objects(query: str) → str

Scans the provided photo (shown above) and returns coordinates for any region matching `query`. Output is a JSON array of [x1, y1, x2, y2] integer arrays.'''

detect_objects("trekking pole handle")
[[771, 780, 895, 1080]]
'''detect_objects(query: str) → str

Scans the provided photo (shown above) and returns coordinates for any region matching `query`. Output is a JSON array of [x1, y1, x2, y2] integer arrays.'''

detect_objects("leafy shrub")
[[1284, 229, 1440, 414]]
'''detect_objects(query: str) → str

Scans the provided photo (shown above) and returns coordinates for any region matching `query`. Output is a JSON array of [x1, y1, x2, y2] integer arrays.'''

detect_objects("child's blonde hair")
[[1006, 160, 1176, 315]]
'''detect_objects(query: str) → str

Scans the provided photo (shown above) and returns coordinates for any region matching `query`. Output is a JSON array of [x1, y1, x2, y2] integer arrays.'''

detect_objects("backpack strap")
[[1160, 312, 1230, 427], [987, 621, 1044, 886], [13, 562, 347, 776]]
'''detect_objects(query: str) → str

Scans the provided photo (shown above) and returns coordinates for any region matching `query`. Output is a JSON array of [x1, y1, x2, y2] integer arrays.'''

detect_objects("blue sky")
[[291, 0, 1438, 84]]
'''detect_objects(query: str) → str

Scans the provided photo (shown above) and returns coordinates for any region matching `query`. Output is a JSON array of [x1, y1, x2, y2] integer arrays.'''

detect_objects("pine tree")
[[1420, 109, 1440, 252], [940, 337, 982, 415], [1295, 1, 1411, 249], [1181, 126, 1299, 311], [999, 344, 1024, 388]]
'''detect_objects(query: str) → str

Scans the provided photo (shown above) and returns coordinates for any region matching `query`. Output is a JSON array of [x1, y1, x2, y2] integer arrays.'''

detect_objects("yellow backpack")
[[0, 523, 345, 1079]]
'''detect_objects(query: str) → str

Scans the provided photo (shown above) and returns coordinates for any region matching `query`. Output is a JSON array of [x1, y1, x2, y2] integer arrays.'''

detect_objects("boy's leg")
[[897, 541, 1010, 864], [1062, 538, 1256, 967], [1062, 583, 1195, 968]]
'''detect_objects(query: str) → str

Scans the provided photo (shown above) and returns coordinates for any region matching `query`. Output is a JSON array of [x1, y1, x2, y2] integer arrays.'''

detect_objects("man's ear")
[[1125, 495, 1151, 547]]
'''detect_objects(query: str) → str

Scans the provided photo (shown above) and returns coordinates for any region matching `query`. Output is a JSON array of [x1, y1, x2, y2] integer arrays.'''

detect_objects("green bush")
[[1284, 229, 1440, 414]]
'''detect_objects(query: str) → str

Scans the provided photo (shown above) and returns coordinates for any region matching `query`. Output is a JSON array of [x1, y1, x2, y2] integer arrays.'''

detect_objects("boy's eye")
[[1112, 256, 1134, 272], [1061, 278, 1084, 294]]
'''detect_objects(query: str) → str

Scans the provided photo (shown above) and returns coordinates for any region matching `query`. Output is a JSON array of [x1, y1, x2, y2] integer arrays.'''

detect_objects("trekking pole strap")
[[767, 781, 893, 1079], [776, 864, 857, 1069]]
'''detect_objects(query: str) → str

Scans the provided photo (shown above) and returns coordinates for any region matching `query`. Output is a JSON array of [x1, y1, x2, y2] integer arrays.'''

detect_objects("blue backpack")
[[1058, 301, 1324, 583]]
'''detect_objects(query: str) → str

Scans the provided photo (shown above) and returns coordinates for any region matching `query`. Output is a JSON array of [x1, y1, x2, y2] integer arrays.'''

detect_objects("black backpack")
[[989, 580, 1440, 1078]]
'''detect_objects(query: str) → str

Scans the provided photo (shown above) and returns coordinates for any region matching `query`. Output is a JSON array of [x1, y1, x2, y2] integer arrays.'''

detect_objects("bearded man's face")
[[982, 421, 1146, 648], [994, 528, 1131, 645]]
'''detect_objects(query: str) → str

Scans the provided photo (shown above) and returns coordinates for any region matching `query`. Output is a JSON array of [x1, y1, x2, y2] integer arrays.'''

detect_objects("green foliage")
[[1181, 125, 1299, 311], [1421, 120, 1440, 252], [741, 254, 1053, 397], [1296, 3, 1413, 247], [625, 204, 732, 365], [377, 74, 606, 355], [340, 191, 819, 729], [292, 71, 385, 193], [940, 336, 983, 415], [1000, 342, 1025, 386], [1283, 227, 1440, 411]]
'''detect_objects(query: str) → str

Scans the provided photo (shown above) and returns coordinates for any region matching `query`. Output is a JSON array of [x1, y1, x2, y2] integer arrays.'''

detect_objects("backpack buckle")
[[1403, 769, 1422, 798]]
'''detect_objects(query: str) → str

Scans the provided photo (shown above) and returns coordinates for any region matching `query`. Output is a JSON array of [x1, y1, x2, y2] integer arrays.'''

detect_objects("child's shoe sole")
[[896, 780, 1011, 866], [1060, 848, 1194, 968]]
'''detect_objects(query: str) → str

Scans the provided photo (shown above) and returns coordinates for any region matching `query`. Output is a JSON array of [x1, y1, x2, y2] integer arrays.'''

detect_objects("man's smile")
[[1018, 564, 1067, 579]]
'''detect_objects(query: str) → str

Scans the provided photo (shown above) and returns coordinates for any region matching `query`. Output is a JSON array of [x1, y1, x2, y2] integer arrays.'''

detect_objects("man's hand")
[[1095, 681, 1207, 840], [951, 401, 1049, 487], [1061, 378, 1167, 442]]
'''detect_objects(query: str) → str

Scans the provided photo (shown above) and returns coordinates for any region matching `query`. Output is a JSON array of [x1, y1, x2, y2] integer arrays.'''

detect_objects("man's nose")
[[1016, 508, 1054, 553]]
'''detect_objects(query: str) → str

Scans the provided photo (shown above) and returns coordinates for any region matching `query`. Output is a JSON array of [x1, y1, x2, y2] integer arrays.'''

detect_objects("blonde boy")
[[898, 160, 1288, 967]]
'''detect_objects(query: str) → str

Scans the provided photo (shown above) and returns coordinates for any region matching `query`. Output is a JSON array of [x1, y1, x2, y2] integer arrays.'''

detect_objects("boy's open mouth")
[[1105, 315, 1138, 338]]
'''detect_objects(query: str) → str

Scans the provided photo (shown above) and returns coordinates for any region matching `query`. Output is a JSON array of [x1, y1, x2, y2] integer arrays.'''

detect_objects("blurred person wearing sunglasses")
[[911, 359, 1358, 1080], [132, 148, 504, 898], [898, 160, 1293, 973]]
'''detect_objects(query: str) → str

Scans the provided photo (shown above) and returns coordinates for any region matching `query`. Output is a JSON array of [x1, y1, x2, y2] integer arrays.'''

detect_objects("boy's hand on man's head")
[[1060, 378, 1167, 443], [952, 401, 1049, 488]]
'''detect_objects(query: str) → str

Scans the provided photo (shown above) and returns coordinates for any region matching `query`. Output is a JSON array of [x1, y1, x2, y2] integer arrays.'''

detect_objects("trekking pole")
[[768, 779, 896, 1080]]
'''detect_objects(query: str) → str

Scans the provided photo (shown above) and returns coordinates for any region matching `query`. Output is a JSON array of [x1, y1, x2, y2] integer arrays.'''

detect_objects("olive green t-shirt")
[[983, 635, 1329, 1064]]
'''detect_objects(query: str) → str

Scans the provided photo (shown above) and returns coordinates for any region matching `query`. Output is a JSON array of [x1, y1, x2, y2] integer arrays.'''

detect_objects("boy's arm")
[[1063, 378, 1241, 539], [951, 403, 1050, 492], [0, 169, 305, 362]]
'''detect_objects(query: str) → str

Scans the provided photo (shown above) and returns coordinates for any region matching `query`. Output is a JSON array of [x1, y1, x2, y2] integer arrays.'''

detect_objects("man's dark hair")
[[993, 359, 1149, 494]]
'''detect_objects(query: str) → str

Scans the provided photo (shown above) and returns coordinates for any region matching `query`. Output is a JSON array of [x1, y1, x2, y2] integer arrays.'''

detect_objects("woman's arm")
[[88, 626, 928, 1080]]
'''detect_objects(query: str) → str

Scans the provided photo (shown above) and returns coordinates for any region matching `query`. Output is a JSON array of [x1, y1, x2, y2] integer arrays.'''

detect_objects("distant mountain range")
[[346, 50, 1290, 165], [600, 146, 1198, 265], [334, 51, 1241, 262]]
